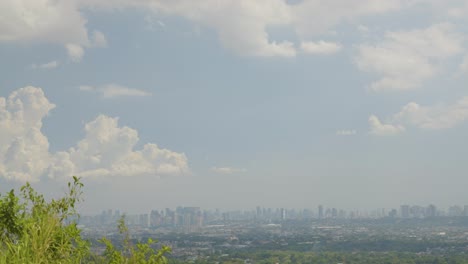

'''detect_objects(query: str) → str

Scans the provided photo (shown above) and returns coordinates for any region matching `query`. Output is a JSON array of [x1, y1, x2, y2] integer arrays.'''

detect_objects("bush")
[[0, 177, 171, 264]]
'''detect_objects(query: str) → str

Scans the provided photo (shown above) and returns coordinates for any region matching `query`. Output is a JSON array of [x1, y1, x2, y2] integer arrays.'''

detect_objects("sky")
[[1, 0, 468, 214]]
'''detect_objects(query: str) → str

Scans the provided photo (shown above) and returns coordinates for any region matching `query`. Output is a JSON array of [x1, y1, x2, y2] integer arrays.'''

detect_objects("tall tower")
[[280, 208, 286, 220], [318, 205, 324, 219], [400, 205, 410, 218]]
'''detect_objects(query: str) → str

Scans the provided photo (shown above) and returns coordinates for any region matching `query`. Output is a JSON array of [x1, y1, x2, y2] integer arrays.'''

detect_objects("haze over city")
[[1, 0, 468, 214]]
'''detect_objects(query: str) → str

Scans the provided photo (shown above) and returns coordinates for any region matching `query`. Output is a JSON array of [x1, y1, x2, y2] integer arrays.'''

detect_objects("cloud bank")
[[32, 61, 59, 70], [356, 23, 464, 91], [0, 0, 425, 59], [301, 41, 342, 55], [79, 84, 152, 98], [369, 97, 468, 135], [0, 87, 188, 182]]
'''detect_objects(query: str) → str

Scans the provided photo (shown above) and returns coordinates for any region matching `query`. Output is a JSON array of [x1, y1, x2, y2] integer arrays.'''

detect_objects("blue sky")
[[1, 0, 468, 214]]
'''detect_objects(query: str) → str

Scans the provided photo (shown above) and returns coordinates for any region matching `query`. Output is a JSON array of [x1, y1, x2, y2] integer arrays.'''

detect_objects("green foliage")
[[0, 177, 171, 264], [98, 215, 171, 264], [0, 176, 89, 263]]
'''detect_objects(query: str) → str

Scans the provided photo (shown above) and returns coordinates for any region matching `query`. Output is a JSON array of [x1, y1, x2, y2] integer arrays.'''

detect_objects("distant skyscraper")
[[331, 208, 338, 218], [256, 206, 262, 218], [280, 208, 286, 220], [426, 204, 436, 218], [318, 205, 323, 219], [139, 214, 149, 227], [448, 205, 463, 217], [400, 205, 410, 218]]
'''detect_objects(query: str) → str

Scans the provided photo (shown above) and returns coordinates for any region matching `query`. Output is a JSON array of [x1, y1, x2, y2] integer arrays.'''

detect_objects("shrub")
[[0, 177, 171, 264]]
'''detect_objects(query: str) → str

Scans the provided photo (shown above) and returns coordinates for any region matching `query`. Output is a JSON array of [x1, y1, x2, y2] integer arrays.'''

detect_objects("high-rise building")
[[426, 204, 436, 218], [400, 205, 410, 218], [318, 205, 324, 219], [139, 214, 149, 227], [331, 208, 338, 218], [448, 205, 463, 217], [150, 210, 163, 227], [256, 206, 262, 219]]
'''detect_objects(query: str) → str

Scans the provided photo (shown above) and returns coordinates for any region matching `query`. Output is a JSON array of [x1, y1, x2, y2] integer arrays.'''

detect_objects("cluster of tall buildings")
[[79, 204, 468, 230], [150, 207, 203, 232], [400, 204, 468, 218], [79, 207, 203, 232]]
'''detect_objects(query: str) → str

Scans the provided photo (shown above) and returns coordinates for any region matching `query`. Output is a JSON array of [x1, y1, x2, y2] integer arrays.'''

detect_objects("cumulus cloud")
[[119, 0, 411, 57], [291, 0, 408, 38], [0, 87, 55, 182], [149, 0, 296, 57], [91, 30, 107, 47], [336, 129, 357, 136], [31, 60, 59, 70], [2, 0, 463, 61], [369, 97, 468, 135], [211, 167, 246, 174], [66, 43, 85, 62], [144, 16, 166, 31], [369, 115, 405, 136], [0, 0, 88, 44], [0, 0, 421, 58], [301, 40, 342, 55], [79, 84, 152, 98], [356, 23, 464, 91], [447, 8, 467, 18], [393, 98, 468, 130], [0, 0, 92, 61], [0, 87, 188, 182], [48, 115, 189, 180]]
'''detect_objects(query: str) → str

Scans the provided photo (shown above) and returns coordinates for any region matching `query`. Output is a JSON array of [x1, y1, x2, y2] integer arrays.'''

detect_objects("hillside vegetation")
[[0, 177, 171, 264]]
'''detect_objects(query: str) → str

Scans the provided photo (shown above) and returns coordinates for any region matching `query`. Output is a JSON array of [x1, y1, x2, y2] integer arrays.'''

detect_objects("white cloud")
[[0, 1, 109, 61], [1, 0, 462, 60], [369, 115, 405, 136], [133, 0, 411, 57], [31, 60, 59, 69], [79, 0, 296, 57], [144, 16, 166, 31], [66, 43, 85, 62], [447, 7, 467, 18], [357, 24, 370, 34], [92, 30, 107, 47], [0, 0, 439, 59], [369, 96, 468, 135], [0, 0, 412, 59], [0, 87, 55, 182], [49, 115, 189, 180], [0, 0, 88, 44], [393, 98, 468, 130], [79, 84, 152, 98], [0, 0, 91, 61], [291, 0, 409, 38], [356, 23, 464, 91], [154, 0, 296, 57], [0, 87, 188, 182], [211, 167, 246, 174], [301, 40, 342, 55], [336, 129, 357, 136]]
